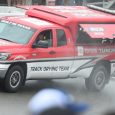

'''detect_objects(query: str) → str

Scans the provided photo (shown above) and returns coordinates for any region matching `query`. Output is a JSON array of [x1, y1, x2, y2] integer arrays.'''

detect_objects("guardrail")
[[87, 4, 115, 15]]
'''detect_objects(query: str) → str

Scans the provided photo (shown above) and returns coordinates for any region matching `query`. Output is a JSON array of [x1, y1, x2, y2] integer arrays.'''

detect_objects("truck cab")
[[0, 6, 115, 92]]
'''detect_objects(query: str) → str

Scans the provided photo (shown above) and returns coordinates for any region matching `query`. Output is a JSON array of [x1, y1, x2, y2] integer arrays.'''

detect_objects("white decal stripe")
[[26, 58, 95, 79], [26, 60, 72, 79], [70, 59, 94, 78]]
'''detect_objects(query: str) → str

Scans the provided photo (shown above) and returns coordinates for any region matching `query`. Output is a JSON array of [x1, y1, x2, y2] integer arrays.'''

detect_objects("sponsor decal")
[[88, 27, 104, 36], [84, 48, 98, 54], [89, 27, 104, 32], [83, 48, 115, 54], [99, 48, 115, 53], [31, 66, 70, 72], [1, 20, 31, 30], [77, 46, 84, 56]]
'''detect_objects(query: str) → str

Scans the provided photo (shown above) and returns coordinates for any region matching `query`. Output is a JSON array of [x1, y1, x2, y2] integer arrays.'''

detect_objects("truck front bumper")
[[0, 64, 10, 79]]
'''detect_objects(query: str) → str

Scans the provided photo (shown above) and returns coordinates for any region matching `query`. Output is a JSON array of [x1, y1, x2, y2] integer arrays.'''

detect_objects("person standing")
[[64, 0, 76, 6], [0, 0, 7, 5], [75, 0, 83, 6], [55, 0, 64, 5], [7, 0, 11, 6]]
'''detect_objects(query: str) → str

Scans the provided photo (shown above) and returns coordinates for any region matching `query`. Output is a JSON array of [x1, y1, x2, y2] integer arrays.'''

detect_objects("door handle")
[[49, 51, 56, 55]]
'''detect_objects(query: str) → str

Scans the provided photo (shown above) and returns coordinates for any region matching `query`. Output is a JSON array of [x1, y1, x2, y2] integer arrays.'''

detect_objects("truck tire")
[[4, 65, 24, 93], [85, 65, 108, 91]]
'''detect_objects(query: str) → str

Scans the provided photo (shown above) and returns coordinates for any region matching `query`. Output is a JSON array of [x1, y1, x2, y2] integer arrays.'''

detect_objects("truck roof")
[[26, 6, 115, 27], [3, 6, 115, 29], [2, 16, 58, 29]]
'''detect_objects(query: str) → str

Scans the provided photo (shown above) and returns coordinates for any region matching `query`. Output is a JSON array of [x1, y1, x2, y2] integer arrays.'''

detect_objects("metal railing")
[[0, 0, 115, 9]]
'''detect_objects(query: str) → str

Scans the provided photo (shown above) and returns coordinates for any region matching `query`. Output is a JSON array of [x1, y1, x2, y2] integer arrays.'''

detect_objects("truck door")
[[27, 29, 57, 79], [51, 28, 75, 78]]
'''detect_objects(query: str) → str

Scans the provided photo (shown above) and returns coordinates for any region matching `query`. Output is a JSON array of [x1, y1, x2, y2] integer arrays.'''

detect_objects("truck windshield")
[[0, 20, 36, 44], [77, 23, 115, 45]]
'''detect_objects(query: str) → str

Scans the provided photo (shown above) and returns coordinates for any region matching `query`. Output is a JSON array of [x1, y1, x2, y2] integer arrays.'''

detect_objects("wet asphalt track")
[[0, 78, 115, 115]]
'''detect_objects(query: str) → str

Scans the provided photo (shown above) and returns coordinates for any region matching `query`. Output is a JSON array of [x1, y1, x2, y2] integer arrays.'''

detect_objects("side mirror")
[[32, 40, 48, 48]]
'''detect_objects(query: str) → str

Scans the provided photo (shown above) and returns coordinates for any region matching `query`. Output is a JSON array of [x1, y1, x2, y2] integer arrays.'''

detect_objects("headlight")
[[0, 53, 10, 60]]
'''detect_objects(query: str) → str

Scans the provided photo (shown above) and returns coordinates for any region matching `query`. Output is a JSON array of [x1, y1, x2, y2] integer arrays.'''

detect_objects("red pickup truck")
[[0, 6, 115, 92]]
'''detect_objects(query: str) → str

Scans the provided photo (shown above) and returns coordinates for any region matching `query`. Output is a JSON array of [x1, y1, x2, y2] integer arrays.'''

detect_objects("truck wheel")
[[4, 65, 24, 93], [85, 66, 108, 91]]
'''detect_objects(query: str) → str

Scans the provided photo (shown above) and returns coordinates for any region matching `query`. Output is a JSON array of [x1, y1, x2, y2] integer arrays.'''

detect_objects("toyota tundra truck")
[[0, 5, 115, 92]]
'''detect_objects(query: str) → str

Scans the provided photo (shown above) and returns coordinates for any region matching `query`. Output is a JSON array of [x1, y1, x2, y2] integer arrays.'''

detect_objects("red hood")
[[0, 39, 24, 52]]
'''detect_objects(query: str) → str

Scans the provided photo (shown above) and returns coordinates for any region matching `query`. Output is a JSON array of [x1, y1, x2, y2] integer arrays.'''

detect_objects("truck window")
[[0, 20, 36, 44], [56, 29, 67, 47], [35, 29, 53, 47], [77, 24, 115, 45]]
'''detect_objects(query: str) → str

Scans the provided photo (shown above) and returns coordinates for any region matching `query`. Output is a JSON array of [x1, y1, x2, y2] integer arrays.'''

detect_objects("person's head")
[[28, 88, 88, 115], [38, 34, 44, 40]]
